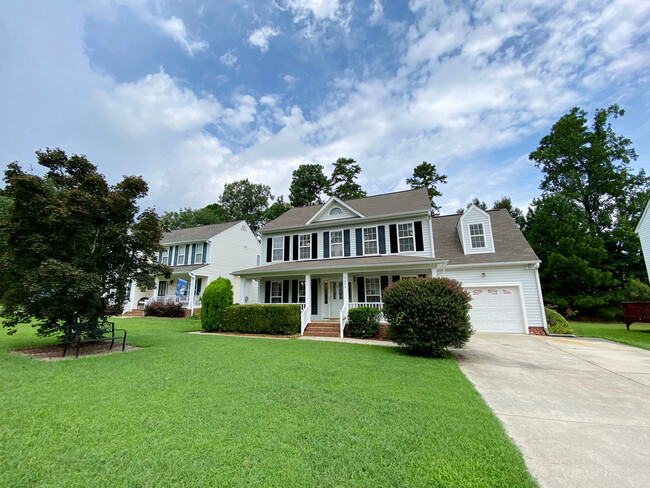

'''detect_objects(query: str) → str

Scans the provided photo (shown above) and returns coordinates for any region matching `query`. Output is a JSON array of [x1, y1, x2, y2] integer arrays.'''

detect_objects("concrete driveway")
[[455, 333, 650, 488]]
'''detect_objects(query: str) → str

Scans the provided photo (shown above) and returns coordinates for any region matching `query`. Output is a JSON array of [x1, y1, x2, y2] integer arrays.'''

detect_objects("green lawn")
[[570, 321, 650, 351], [0, 318, 536, 487]]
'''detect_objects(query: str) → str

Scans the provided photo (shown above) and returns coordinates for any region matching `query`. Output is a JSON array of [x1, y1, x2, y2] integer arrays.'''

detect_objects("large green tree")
[[289, 164, 329, 207], [264, 195, 292, 224], [456, 198, 488, 214], [1, 148, 169, 336], [161, 205, 226, 231], [406, 161, 447, 214], [492, 196, 525, 228], [327, 157, 367, 200], [527, 105, 649, 317], [219, 179, 272, 232]]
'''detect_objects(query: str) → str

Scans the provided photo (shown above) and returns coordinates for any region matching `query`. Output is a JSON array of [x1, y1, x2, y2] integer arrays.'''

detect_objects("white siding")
[[457, 207, 495, 254], [441, 264, 545, 330], [313, 203, 360, 222], [638, 210, 650, 280]]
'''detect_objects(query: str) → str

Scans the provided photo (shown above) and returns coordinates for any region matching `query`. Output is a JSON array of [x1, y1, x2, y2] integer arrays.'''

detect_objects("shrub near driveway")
[[383, 277, 472, 357], [201, 277, 233, 331], [220, 304, 300, 334], [347, 307, 381, 339]]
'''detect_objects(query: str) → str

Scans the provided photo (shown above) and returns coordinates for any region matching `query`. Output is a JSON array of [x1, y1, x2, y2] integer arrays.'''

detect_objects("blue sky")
[[1, 0, 649, 215]]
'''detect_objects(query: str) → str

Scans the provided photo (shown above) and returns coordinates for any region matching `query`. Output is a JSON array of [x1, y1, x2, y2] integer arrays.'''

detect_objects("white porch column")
[[154, 277, 159, 298], [305, 274, 311, 312], [188, 274, 196, 314], [240, 277, 247, 304], [342, 272, 349, 308], [431, 267, 438, 278]]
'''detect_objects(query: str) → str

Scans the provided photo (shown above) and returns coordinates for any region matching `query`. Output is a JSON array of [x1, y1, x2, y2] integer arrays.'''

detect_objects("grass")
[[0, 317, 537, 487], [570, 321, 650, 351]]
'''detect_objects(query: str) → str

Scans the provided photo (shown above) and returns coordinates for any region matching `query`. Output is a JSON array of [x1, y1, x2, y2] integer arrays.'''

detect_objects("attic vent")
[[329, 207, 343, 216]]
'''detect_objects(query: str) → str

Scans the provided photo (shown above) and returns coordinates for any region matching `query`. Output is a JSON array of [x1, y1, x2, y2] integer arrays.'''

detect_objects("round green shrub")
[[383, 277, 472, 357], [201, 277, 233, 331], [347, 307, 381, 339], [545, 307, 574, 335]]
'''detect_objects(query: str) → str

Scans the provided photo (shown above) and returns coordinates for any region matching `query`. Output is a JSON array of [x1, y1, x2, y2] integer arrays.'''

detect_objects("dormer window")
[[470, 223, 486, 248], [329, 207, 342, 215]]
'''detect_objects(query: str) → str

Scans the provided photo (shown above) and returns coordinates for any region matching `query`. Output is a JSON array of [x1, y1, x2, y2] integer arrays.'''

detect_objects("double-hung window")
[[272, 237, 284, 262], [161, 251, 168, 265], [330, 230, 343, 257], [271, 281, 282, 303], [177, 247, 185, 265], [398, 223, 415, 252], [158, 281, 167, 297], [299, 234, 311, 260], [470, 223, 486, 248], [299, 281, 306, 303], [363, 227, 378, 255], [365, 278, 381, 302], [195, 245, 203, 264]]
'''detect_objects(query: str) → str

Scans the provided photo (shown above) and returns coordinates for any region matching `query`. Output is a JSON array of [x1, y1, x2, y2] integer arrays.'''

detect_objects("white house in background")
[[635, 200, 650, 279], [233, 188, 548, 337], [124, 221, 260, 315]]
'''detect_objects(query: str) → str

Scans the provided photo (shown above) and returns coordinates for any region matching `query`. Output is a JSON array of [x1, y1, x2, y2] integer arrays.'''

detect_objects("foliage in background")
[[220, 304, 300, 335], [492, 196, 525, 228], [406, 161, 447, 215], [289, 163, 329, 207], [383, 277, 472, 357], [219, 179, 273, 232], [0, 148, 169, 336], [545, 308, 574, 335], [201, 277, 234, 331], [160, 205, 225, 231], [623, 278, 650, 302], [456, 197, 488, 214], [263, 195, 292, 223], [327, 157, 367, 200], [526, 105, 650, 319], [144, 299, 185, 318], [347, 307, 381, 339]]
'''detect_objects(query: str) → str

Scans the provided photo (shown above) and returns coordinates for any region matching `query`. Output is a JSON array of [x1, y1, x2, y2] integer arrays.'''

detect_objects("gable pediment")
[[306, 196, 365, 225]]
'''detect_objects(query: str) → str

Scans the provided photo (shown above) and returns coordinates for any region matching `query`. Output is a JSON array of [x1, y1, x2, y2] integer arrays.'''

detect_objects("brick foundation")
[[528, 327, 547, 336]]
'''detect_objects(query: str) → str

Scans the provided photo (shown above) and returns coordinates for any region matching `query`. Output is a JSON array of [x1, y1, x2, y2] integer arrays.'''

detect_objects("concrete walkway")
[[455, 333, 650, 488]]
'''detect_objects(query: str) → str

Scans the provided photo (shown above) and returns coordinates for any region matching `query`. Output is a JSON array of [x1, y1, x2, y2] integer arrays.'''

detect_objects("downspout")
[[531, 262, 551, 335]]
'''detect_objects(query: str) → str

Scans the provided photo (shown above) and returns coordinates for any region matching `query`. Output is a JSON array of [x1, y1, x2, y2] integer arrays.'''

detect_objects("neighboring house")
[[636, 200, 650, 280], [125, 221, 260, 315], [233, 188, 547, 337]]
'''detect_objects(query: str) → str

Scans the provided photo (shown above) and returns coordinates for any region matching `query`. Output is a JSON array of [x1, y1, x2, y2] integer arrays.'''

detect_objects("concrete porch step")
[[303, 322, 341, 337], [122, 309, 144, 317]]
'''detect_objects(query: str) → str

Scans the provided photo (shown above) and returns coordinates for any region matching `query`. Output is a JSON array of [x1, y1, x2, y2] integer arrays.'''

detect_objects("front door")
[[328, 280, 344, 318]]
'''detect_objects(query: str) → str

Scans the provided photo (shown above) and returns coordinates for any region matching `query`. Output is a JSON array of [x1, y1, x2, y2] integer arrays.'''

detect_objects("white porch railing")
[[348, 302, 385, 322], [300, 303, 310, 335], [145, 295, 201, 308], [339, 303, 349, 338]]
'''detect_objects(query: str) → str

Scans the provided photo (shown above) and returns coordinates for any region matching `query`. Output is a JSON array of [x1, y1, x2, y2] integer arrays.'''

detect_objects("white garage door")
[[466, 287, 524, 333]]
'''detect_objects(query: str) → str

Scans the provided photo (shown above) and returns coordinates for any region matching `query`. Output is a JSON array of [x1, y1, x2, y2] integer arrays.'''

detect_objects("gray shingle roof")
[[261, 188, 431, 231], [160, 221, 244, 245], [432, 209, 539, 265]]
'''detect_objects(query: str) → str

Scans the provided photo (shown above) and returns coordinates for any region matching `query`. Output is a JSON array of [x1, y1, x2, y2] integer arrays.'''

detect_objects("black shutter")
[[392, 275, 400, 283], [380, 276, 389, 294], [293, 235, 299, 260], [283, 280, 289, 303], [355, 228, 363, 256], [291, 280, 298, 303], [311, 233, 318, 259], [284, 236, 290, 261], [196, 278, 202, 295], [323, 232, 330, 258], [344, 229, 350, 257], [357, 276, 365, 302], [311, 279, 318, 314], [185, 245, 190, 265], [389, 224, 398, 253], [378, 226, 386, 254], [266, 238, 272, 263], [414, 221, 424, 251], [264, 280, 271, 303]]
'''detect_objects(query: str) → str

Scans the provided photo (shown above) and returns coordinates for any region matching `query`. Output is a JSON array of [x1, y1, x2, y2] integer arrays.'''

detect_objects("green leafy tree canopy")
[[289, 164, 329, 207], [161, 205, 226, 231], [1, 148, 169, 336], [492, 196, 525, 228], [219, 179, 272, 232], [406, 161, 447, 214], [327, 157, 367, 200], [264, 195, 292, 223]]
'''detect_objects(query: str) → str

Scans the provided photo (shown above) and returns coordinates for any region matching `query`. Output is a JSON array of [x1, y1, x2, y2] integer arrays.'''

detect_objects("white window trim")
[[272, 236, 284, 262], [329, 207, 343, 215], [271, 281, 283, 303], [161, 252, 168, 266], [470, 223, 486, 249], [177, 248, 185, 265], [397, 222, 415, 253], [298, 234, 311, 260], [365, 277, 381, 302], [363, 226, 379, 256], [195, 246, 204, 264], [330, 230, 343, 258]]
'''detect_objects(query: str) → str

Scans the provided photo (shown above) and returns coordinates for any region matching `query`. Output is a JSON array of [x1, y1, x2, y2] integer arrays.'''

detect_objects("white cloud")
[[219, 51, 238, 67], [155, 16, 208, 56], [369, 0, 383, 24], [284, 0, 341, 20], [248, 25, 280, 52]]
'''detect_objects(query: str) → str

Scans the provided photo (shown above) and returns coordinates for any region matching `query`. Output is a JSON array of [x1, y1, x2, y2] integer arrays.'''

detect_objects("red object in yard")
[[621, 301, 650, 330]]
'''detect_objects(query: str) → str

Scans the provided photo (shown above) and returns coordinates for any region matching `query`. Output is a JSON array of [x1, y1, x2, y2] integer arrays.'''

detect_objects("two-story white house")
[[636, 200, 650, 280], [233, 188, 547, 337], [124, 220, 260, 316]]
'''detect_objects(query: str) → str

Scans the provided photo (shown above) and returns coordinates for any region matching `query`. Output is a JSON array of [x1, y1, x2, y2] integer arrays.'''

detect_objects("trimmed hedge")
[[347, 307, 381, 339], [383, 277, 472, 357], [545, 307, 574, 335], [144, 299, 185, 318], [201, 277, 233, 331], [220, 305, 300, 335]]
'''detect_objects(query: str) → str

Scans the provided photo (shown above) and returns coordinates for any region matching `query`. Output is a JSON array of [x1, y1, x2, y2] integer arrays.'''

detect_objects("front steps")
[[122, 309, 144, 317], [303, 321, 340, 337]]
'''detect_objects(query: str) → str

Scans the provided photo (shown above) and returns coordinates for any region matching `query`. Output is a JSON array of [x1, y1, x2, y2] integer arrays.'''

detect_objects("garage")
[[465, 287, 525, 333]]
